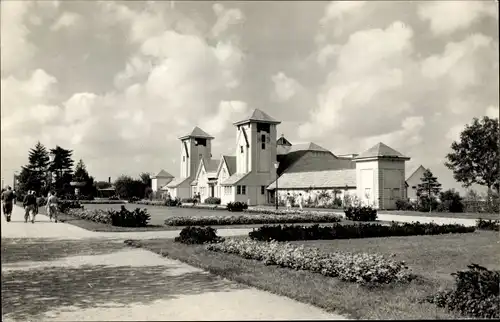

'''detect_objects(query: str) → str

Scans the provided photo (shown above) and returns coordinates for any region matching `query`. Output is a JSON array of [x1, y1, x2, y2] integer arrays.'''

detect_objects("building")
[[160, 109, 413, 209], [405, 165, 428, 201], [151, 170, 174, 192]]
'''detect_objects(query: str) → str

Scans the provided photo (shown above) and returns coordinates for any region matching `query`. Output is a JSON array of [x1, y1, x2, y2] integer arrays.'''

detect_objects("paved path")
[[2, 206, 346, 321]]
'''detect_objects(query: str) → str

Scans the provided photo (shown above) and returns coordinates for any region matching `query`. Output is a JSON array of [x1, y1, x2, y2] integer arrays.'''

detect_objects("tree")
[[72, 159, 96, 198], [417, 169, 442, 212], [49, 146, 74, 194], [438, 189, 464, 213], [445, 116, 499, 194], [114, 175, 136, 199], [17, 142, 50, 194], [139, 172, 152, 199]]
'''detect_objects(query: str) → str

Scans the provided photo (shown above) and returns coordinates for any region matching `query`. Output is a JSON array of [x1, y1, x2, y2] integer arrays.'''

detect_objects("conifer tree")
[[417, 169, 442, 212]]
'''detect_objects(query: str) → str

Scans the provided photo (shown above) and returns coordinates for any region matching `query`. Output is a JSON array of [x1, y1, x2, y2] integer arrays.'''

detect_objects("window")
[[261, 134, 266, 149], [261, 186, 265, 195], [183, 156, 185, 162], [240, 146, 243, 153], [241, 185, 246, 195], [237, 185, 241, 195], [411, 186, 416, 189]]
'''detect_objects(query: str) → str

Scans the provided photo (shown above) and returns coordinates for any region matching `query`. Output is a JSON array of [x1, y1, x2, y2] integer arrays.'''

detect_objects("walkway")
[[1, 206, 346, 321]]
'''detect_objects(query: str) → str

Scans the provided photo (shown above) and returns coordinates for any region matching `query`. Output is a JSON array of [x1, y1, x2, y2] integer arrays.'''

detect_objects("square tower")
[[179, 127, 214, 179]]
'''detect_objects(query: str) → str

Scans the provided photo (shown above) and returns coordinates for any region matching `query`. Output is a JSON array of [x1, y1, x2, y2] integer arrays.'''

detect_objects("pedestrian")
[[46, 191, 53, 220], [297, 193, 304, 210], [1, 186, 15, 222], [46, 191, 59, 223], [12, 190, 17, 204], [286, 193, 292, 210], [23, 190, 37, 223]]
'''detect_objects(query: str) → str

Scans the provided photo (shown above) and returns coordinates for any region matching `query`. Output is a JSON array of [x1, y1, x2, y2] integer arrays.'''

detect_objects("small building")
[[405, 165, 428, 202], [151, 169, 174, 193]]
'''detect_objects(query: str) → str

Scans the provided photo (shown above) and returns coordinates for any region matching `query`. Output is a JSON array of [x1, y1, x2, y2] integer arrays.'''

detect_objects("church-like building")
[[156, 108, 411, 209]]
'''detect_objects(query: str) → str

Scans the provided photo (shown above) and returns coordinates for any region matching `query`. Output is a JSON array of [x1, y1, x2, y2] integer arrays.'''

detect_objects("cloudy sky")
[[1, 0, 498, 193]]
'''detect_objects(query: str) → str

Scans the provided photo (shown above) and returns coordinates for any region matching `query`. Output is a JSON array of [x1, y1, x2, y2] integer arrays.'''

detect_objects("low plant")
[[476, 219, 499, 231], [66, 206, 151, 227], [206, 238, 414, 285], [204, 197, 221, 205], [109, 195, 120, 200], [164, 213, 342, 226], [243, 208, 334, 216], [424, 264, 499, 319], [395, 199, 416, 211], [59, 200, 83, 213], [165, 197, 181, 206], [249, 222, 476, 242], [181, 198, 197, 203], [174, 226, 225, 244], [128, 196, 140, 203], [226, 201, 248, 212], [344, 206, 377, 221]]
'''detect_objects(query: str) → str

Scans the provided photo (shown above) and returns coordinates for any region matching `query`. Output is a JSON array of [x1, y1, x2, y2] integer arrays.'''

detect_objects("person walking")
[[285, 193, 292, 210], [46, 191, 59, 223], [1, 186, 15, 222], [23, 190, 37, 223], [297, 193, 304, 210]]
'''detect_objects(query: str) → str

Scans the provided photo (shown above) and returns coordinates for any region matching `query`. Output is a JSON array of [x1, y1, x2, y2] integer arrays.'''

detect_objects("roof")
[[354, 142, 409, 160], [233, 108, 281, 126], [406, 165, 427, 181], [267, 169, 356, 190], [152, 169, 174, 179], [166, 177, 191, 188], [277, 142, 331, 155], [223, 155, 237, 175], [277, 135, 292, 147], [179, 126, 214, 140], [221, 172, 250, 185], [204, 158, 220, 173]]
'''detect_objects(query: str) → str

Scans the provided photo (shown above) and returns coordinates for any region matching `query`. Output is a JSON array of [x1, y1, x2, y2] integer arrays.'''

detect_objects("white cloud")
[[211, 3, 245, 38], [201, 100, 248, 136], [418, 1, 497, 36], [446, 124, 464, 142], [320, 1, 366, 24], [51, 12, 82, 31], [271, 72, 301, 102]]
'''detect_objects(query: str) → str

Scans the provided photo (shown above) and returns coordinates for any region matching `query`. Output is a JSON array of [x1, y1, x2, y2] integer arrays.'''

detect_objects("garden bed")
[[125, 230, 498, 319]]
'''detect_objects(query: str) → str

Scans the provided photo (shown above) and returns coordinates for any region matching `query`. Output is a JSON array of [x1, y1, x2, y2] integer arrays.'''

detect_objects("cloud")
[[418, 1, 497, 36], [51, 12, 82, 31], [320, 1, 366, 24], [271, 72, 301, 102], [200, 100, 249, 136], [211, 3, 245, 38]]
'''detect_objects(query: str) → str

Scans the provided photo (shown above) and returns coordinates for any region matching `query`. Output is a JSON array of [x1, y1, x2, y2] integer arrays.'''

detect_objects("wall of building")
[[377, 159, 406, 210], [406, 166, 426, 201], [355, 160, 379, 208], [220, 186, 235, 205], [236, 125, 251, 174], [152, 177, 173, 192], [180, 138, 212, 179], [276, 187, 357, 206]]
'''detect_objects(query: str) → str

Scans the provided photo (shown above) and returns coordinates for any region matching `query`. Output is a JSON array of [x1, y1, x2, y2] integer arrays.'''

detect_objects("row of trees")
[[113, 173, 153, 200]]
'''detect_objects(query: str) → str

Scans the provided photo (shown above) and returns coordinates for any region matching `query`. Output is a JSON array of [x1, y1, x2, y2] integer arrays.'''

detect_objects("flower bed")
[[424, 264, 499, 319], [136, 198, 181, 207], [66, 207, 150, 227], [164, 213, 342, 226], [243, 208, 336, 216], [206, 238, 414, 284], [249, 222, 476, 242], [476, 219, 499, 231], [174, 226, 225, 244], [63, 199, 126, 204]]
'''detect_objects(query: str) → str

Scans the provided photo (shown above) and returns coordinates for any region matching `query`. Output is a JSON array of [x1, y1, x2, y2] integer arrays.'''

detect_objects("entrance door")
[[210, 185, 215, 198]]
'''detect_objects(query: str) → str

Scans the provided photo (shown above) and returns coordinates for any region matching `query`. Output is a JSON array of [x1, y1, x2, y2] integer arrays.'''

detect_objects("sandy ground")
[[2, 206, 346, 321]]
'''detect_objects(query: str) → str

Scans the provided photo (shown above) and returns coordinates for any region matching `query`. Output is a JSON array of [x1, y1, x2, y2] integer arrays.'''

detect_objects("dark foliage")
[[424, 264, 499, 319], [204, 197, 221, 205], [226, 201, 248, 212], [395, 199, 416, 211], [165, 198, 181, 206], [476, 219, 500, 231], [174, 226, 225, 244], [249, 222, 476, 242], [437, 189, 465, 213], [344, 206, 377, 221], [67, 206, 150, 227], [181, 198, 197, 203], [164, 213, 340, 226]]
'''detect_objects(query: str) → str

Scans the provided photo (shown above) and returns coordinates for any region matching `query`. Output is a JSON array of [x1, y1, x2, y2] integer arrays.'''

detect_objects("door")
[[210, 185, 215, 198]]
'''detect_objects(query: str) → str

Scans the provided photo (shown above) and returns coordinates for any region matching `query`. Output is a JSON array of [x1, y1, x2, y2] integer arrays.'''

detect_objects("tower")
[[179, 127, 214, 179]]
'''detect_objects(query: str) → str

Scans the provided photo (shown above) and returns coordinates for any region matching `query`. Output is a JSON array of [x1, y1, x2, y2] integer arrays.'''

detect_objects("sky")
[[1, 0, 498, 194]]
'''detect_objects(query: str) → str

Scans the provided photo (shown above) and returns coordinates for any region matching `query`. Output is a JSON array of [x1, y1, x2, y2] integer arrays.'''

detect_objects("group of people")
[[284, 192, 304, 210], [1, 187, 60, 223]]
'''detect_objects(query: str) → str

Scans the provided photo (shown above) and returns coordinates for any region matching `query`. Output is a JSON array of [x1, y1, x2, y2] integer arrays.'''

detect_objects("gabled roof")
[[267, 169, 356, 190], [233, 108, 281, 126], [406, 165, 428, 182], [152, 169, 174, 179], [179, 126, 214, 140], [277, 135, 292, 147], [221, 172, 250, 186], [223, 155, 237, 175], [354, 142, 409, 161], [277, 142, 332, 155], [166, 177, 191, 188], [205, 159, 220, 175]]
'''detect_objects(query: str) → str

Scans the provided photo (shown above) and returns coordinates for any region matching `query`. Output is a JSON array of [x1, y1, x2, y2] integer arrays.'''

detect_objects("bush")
[[344, 206, 377, 221], [243, 208, 332, 215], [438, 189, 465, 213], [164, 213, 342, 226], [59, 200, 83, 213], [165, 197, 181, 206], [395, 199, 415, 211], [37, 197, 47, 207], [249, 222, 476, 242], [476, 219, 499, 231], [207, 238, 414, 285], [417, 196, 440, 212], [204, 197, 221, 205], [128, 196, 140, 203], [109, 195, 120, 200], [66, 206, 151, 227], [424, 264, 499, 319], [226, 201, 248, 212], [181, 198, 197, 203], [136, 198, 181, 207], [174, 226, 225, 244]]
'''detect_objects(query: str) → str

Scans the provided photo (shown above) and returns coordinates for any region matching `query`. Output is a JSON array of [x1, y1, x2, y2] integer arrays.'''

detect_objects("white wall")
[[356, 160, 379, 207], [152, 177, 173, 192], [406, 166, 426, 201], [220, 186, 235, 205]]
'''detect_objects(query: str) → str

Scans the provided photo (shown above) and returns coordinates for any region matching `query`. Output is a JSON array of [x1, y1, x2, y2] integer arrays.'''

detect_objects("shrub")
[[226, 201, 248, 212], [164, 213, 342, 226], [424, 264, 499, 319], [249, 222, 476, 242], [476, 219, 499, 231], [174, 226, 225, 244], [243, 208, 333, 215], [417, 196, 440, 212], [207, 238, 414, 285], [66, 206, 150, 227], [59, 200, 83, 213], [109, 195, 120, 200], [438, 189, 465, 213], [344, 206, 377, 221], [128, 196, 140, 203], [181, 198, 196, 203], [204, 197, 221, 205], [165, 197, 181, 206], [395, 199, 415, 211], [37, 197, 47, 207]]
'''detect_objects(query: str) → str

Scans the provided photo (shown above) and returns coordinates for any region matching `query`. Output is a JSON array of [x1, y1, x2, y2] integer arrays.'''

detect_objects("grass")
[[127, 230, 499, 319], [379, 210, 499, 221]]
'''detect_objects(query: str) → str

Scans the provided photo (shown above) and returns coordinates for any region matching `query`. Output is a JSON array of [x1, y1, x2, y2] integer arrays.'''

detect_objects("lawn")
[[127, 230, 499, 319]]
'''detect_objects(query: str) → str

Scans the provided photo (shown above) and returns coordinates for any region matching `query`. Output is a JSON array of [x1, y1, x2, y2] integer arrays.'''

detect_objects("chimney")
[[108, 177, 111, 183]]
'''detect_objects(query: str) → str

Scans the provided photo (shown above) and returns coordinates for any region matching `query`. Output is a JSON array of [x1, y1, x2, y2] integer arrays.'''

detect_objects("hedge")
[[204, 197, 221, 205], [243, 208, 335, 216], [136, 198, 181, 207], [248, 222, 476, 242], [174, 226, 224, 244], [476, 219, 499, 231], [206, 238, 414, 285], [344, 206, 377, 221], [424, 264, 499, 318], [66, 207, 150, 227], [164, 213, 342, 226], [226, 201, 248, 212]]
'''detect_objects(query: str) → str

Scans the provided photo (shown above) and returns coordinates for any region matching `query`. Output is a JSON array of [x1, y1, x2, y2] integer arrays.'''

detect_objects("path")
[[2, 206, 346, 321]]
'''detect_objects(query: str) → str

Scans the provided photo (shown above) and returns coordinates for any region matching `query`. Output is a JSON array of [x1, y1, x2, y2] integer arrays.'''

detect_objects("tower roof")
[[152, 169, 174, 179], [354, 142, 409, 161], [233, 108, 281, 126], [178, 126, 214, 140]]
